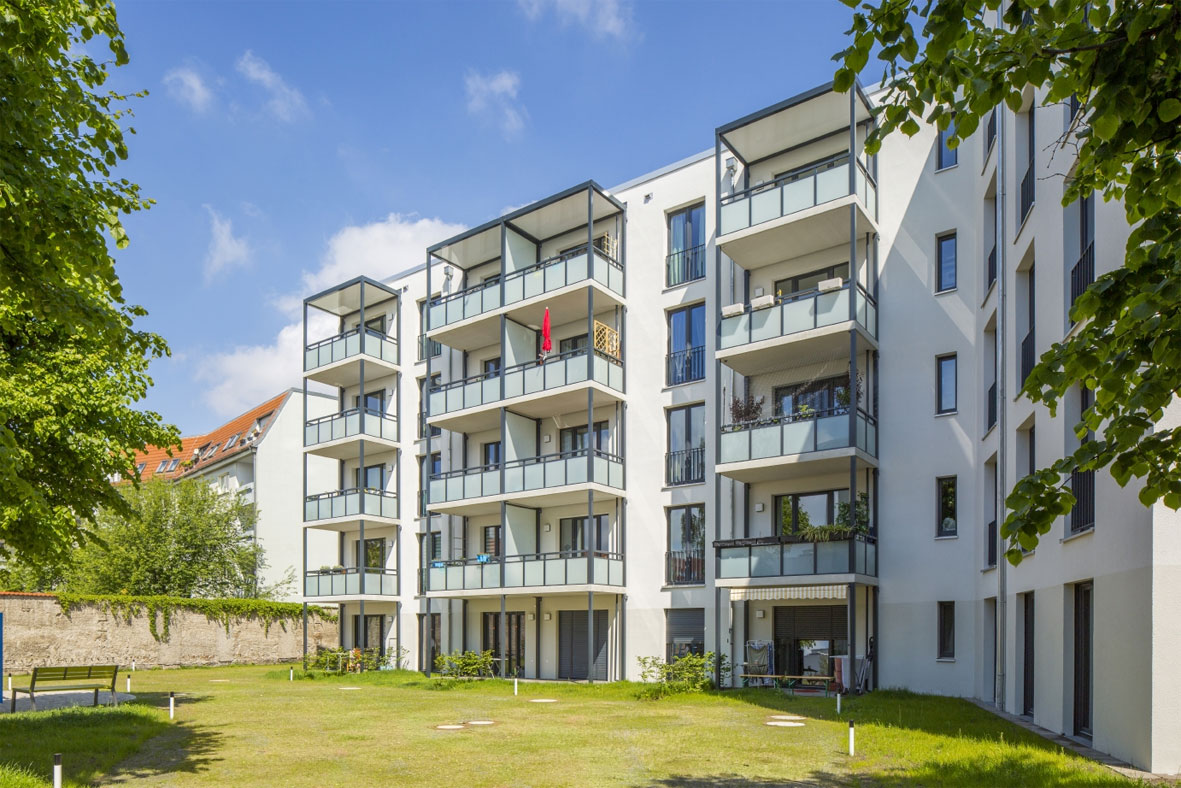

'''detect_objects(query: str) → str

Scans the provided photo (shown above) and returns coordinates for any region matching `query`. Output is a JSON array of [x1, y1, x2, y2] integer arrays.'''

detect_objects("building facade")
[[298, 75, 1181, 771]]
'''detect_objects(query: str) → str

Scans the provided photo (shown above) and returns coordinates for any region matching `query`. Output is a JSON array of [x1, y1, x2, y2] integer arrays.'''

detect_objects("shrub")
[[433, 650, 495, 681], [636, 652, 731, 699], [308, 646, 404, 673]]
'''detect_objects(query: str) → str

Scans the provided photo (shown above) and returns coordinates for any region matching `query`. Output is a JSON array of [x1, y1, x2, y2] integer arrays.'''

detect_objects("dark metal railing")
[[1021, 330, 1035, 387], [305, 406, 398, 446], [304, 566, 398, 597], [666, 245, 706, 287], [987, 382, 998, 430], [667, 346, 705, 386], [1070, 242, 1094, 312], [715, 533, 877, 578], [719, 281, 877, 349], [665, 447, 705, 486], [1020, 165, 1035, 222], [427, 275, 500, 310], [1071, 469, 1096, 533], [421, 549, 624, 592], [987, 243, 997, 288], [719, 153, 875, 234], [304, 487, 399, 522], [987, 520, 997, 568], [666, 549, 705, 585], [427, 446, 624, 503], [985, 110, 997, 156]]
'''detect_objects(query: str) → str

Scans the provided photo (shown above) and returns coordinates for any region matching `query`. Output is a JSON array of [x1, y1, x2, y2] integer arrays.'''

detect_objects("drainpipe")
[[996, 97, 1009, 711]]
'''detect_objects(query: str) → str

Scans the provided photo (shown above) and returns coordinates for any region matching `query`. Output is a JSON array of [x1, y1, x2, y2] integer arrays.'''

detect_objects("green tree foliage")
[[835, 0, 1181, 561], [0, 1, 178, 566]]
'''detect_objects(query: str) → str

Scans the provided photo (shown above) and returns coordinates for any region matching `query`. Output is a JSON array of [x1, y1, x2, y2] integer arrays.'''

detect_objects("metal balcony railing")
[[719, 407, 877, 464], [987, 382, 998, 430], [719, 282, 877, 350], [1020, 165, 1035, 223], [428, 448, 625, 505], [1021, 331, 1035, 387], [1071, 469, 1096, 533], [987, 520, 997, 568], [422, 550, 624, 592], [666, 245, 706, 287], [1070, 242, 1095, 312], [305, 407, 398, 447], [304, 567, 398, 597], [666, 549, 704, 585], [304, 488, 399, 522], [716, 534, 877, 578], [667, 346, 705, 386], [304, 327, 398, 372], [665, 447, 705, 486]]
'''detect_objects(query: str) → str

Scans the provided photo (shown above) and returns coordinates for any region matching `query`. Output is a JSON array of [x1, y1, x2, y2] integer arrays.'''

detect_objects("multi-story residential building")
[[299, 74, 1180, 772], [131, 389, 338, 599]]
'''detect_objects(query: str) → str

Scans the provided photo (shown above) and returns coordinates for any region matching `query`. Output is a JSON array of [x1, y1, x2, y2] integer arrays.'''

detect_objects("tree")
[[835, 0, 1181, 561], [1, 1, 178, 566], [2, 479, 289, 599]]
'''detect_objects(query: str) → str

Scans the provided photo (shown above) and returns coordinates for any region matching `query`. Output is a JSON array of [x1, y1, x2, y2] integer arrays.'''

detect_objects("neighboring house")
[[296, 34, 1180, 779], [132, 389, 337, 600]]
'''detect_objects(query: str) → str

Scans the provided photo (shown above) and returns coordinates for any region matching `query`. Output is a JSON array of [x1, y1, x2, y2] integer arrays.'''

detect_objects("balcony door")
[[558, 609, 608, 680], [560, 421, 608, 454], [483, 612, 525, 677], [667, 404, 705, 485], [560, 515, 607, 554], [667, 203, 705, 286], [353, 390, 384, 414], [1073, 582, 1093, 737], [667, 505, 704, 584], [353, 464, 384, 491], [774, 489, 850, 538], [353, 614, 384, 653], [773, 375, 850, 421], [667, 303, 705, 384], [772, 605, 847, 678], [773, 262, 848, 299]]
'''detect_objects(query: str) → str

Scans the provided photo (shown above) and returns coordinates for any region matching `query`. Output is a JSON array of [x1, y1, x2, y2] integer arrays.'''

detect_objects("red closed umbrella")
[[541, 307, 552, 356]]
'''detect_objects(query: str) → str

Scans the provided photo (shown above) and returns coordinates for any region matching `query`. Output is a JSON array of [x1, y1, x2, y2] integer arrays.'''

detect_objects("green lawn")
[[0, 664, 1151, 787]]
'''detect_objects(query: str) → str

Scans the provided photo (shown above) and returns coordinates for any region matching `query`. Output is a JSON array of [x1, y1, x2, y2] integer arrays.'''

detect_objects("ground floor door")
[[353, 614, 384, 653], [482, 611, 525, 677], [558, 609, 607, 680], [772, 605, 848, 678], [1073, 582, 1093, 737], [1023, 593, 1035, 717], [419, 612, 440, 671]]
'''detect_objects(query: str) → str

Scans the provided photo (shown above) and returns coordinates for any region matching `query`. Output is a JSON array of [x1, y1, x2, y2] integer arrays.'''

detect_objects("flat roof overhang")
[[305, 276, 400, 316]]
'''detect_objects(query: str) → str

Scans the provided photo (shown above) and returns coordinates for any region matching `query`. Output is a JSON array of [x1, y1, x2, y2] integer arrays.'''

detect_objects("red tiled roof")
[[129, 391, 291, 482]]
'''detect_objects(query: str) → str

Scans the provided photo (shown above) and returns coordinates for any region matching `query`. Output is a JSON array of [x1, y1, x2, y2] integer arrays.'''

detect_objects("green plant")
[[433, 649, 495, 681], [729, 394, 765, 424], [636, 651, 727, 699], [793, 493, 871, 542]]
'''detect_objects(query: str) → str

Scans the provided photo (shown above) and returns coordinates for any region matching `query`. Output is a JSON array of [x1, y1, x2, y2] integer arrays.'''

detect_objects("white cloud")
[[516, 0, 634, 40], [202, 206, 252, 283], [198, 214, 465, 418], [163, 66, 213, 113], [235, 50, 308, 122], [465, 69, 527, 140]]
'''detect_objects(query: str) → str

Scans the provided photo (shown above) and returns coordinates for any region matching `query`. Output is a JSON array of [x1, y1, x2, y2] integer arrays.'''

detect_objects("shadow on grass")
[[645, 777, 823, 787], [810, 755, 1133, 787], [98, 718, 224, 784]]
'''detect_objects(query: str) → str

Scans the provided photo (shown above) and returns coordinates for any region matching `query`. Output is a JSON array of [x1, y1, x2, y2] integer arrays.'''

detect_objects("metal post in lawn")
[[53, 754, 62, 788], [848, 720, 855, 757], [169, 691, 175, 720]]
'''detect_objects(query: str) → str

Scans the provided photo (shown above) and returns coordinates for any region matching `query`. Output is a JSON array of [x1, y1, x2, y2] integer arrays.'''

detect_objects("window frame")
[[936, 476, 958, 537], [937, 119, 959, 170], [936, 354, 958, 414], [666, 504, 706, 552], [936, 232, 958, 293], [938, 601, 956, 659]]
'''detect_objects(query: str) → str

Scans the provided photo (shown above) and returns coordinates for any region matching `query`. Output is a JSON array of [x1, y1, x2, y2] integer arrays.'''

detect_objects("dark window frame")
[[938, 601, 956, 659], [936, 232, 958, 292], [936, 354, 958, 414], [773, 488, 851, 537], [773, 375, 851, 420], [666, 504, 706, 552], [937, 476, 958, 537], [666, 202, 707, 287], [936, 117, 958, 170], [773, 262, 849, 300]]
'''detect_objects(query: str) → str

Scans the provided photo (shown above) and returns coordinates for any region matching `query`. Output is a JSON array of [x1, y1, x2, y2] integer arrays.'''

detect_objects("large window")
[[937, 233, 957, 292], [353, 463, 384, 490], [560, 334, 587, 354], [666, 404, 705, 485], [938, 601, 956, 659], [774, 262, 849, 298], [482, 441, 502, 468], [666, 608, 705, 662], [667, 505, 705, 585], [430, 452, 441, 476], [667, 303, 705, 385], [559, 421, 608, 453], [773, 375, 850, 421], [559, 515, 608, 553], [937, 118, 958, 170], [667, 203, 706, 286], [483, 525, 501, 556], [937, 354, 957, 414], [774, 489, 850, 536], [937, 476, 957, 536], [429, 531, 442, 561], [356, 537, 386, 569]]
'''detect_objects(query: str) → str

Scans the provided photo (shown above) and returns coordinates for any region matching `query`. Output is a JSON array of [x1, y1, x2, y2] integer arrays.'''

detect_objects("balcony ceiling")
[[720, 88, 873, 165], [306, 277, 399, 316], [717, 323, 877, 378], [716, 447, 877, 484]]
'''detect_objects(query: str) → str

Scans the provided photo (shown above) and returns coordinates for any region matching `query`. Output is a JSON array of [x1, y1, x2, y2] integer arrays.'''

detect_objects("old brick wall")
[[0, 592, 338, 674]]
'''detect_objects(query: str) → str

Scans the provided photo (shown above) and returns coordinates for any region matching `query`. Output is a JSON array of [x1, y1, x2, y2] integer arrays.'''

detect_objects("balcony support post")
[[587, 188, 595, 383], [462, 599, 468, 653], [339, 603, 346, 650], [618, 593, 626, 681], [359, 281, 367, 438], [301, 603, 308, 671], [500, 593, 507, 679], [395, 602, 401, 670], [500, 500, 507, 591], [360, 598, 367, 650], [847, 583, 856, 694], [423, 597, 432, 676], [587, 488, 594, 585], [587, 591, 595, 684], [533, 596, 541, 680], [872, 586, 879, 690], [499, 315, 506, 401], [359, 520, 366, 597]]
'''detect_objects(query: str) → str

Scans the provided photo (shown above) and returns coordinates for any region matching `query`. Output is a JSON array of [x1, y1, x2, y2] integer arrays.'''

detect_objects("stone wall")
[[0, 592, 338, 674]]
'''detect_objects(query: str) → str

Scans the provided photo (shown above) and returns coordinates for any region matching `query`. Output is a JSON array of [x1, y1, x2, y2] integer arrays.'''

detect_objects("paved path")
[[1, 690, 136, 714]]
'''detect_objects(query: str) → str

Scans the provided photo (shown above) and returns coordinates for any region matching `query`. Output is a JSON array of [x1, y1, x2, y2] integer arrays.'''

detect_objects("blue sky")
[[107, 0, 864, 434]]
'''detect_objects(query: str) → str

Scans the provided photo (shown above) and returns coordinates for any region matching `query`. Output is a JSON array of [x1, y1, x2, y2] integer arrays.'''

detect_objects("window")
[[937, 233, 957, 292], [937, 354, 957, 414], [222, 433, 241, 451], [1027, 425, 1036, 476], [560, 421, 608, 453], [482, 441, 502, 468], [430, 452, 441, 476], [354, 390, 384, 413], [775, 489, 851, 536], [667, 505, 705, 553], [166, 458, 180, 472], [666, 404, 705, 485], [773, 375, 851, 420], [938, 601, 956, 659], [482, 357, 501, 378], [483, 525, 502, 556], [354, 464, 384, 490], [356, 537, 385, 569], [774, 263, 849, 298], [666, 203, 706, 286], [937, 119, 958, 169], [666, 609, 706, 662], [426, 374, 441, 436], [429, 531, 442, 561], [560, 515, 608, 553], [937, 477, 957, 536], [667, 303, 706, 385], [560, 334, 588, 355], [136, 462, 146, 474], [156, 460, 170, 473]]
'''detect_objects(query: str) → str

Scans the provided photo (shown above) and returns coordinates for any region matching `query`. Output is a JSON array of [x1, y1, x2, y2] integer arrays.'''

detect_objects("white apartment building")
[[298, 74, 1181, 771]]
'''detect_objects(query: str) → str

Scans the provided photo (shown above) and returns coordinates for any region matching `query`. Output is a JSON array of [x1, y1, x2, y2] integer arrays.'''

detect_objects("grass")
[[0, 664, 1158, 787]]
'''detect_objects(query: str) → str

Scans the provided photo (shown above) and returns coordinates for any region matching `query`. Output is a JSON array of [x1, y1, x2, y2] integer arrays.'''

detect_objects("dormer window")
[[223, 433, 240, 451]]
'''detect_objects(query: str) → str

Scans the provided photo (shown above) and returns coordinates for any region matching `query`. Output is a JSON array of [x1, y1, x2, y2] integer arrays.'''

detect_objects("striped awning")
[[728, 584, 847, 602]]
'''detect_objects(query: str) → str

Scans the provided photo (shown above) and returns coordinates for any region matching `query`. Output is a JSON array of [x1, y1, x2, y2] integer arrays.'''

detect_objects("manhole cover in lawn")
[[435, 724, 465, 730], [468, 720, 495, 726], [765, 721, 806, 727], [770, 715, 805, 720], [528, 699, 557, 703]]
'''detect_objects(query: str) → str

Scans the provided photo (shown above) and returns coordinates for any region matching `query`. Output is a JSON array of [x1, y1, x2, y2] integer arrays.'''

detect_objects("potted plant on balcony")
[[795, 493, 871, 542], [728, 394, 765, 426]]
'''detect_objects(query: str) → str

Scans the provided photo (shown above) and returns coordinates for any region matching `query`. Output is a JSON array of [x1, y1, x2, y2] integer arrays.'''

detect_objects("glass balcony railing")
[[429, 348, 623, 418], [304, 567, 398, 597], [428, 244, 624, 332], [305, 408, 398, 447], [304, 328, 398, 373], [422, 550, 624, 592], [304, 488, 399, 522], [719, 283, 876, 351], [716, 534, 877, 579], [719, 153, 877, 236], [719, 407, 877, 465], [428, 448, 624, 505]]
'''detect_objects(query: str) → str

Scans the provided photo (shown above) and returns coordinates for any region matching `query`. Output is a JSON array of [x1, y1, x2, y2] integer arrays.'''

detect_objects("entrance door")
[[419, 612, 440, 671], [558, 609, 608, 680], [1023, 593, 1035, 717], [772, 605, 848, 678], [1073, 583, 1093, 737], [483, 611, 525, 677]]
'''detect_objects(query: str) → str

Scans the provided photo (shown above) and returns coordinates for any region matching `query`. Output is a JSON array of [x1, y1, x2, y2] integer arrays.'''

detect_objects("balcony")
[[666, 447, 705, 486], [715, 534, 877, 581], [304, 328, 399, 388], [666, 245, 706, 287], [1070, 469, 1095, 534], [666, 549, 705, 585], [986, 520, 997, 568], [718, 408, 877, 483], [428, 348, 624, 433], [428, 448, 625, 515], [304, 408, 398, 459], [718, 282, 877, 376], [421, 550, 624, 595], [1020, 331, 1035, 388], [304, 567, 398, 598], [1020, 165, 1034, 223], [666, 346, 705, 386], [1070, 242, 1094, 313], [427, 244, 624, 347], [987, 382, 997, 430], [304, 488, 399, 528]]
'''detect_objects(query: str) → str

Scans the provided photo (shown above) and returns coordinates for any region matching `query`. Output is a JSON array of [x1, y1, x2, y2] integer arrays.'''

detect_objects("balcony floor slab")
[[717, 322, 877, 378], [718, 195, 877, 270], [716, 447, 877, 484]]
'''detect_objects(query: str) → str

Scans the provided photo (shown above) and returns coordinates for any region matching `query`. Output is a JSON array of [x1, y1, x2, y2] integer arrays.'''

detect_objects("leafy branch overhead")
[[834, 0, 1181, 561]]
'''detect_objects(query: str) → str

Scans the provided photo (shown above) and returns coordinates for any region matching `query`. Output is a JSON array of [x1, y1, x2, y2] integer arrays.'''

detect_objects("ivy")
[[54, 593, 335, 642]]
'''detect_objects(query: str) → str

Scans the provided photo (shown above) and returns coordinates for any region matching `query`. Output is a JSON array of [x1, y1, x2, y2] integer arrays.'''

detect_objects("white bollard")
[[126, 675, 131, 694], [131, 660, 136, 672], [514, 677, 518, 696], [848, 720, 855, 757], [53, 754, 62, 788], [289, 667, 294, 681], [837, 693, 841, 715], [169, 691, 175, 720]]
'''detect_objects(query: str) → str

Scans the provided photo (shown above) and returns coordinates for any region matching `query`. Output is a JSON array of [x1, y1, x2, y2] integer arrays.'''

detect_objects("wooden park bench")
[[10, 665, 119, 712], [739, 673, 837, 697]]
